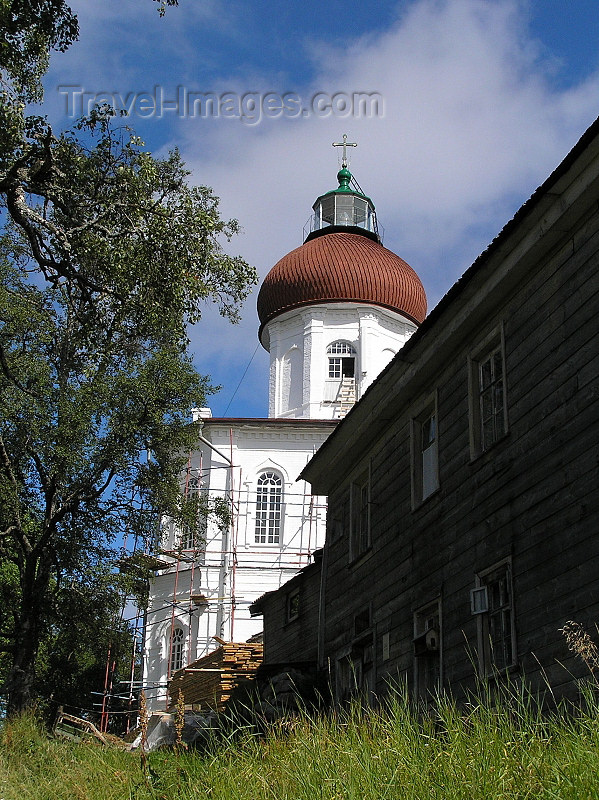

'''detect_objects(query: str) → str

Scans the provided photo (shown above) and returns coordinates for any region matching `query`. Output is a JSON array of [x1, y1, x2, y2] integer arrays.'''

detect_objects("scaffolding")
[[97, 425, 328, 722]]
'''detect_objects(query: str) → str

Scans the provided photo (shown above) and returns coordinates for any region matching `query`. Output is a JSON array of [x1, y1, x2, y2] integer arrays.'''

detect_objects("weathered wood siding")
[[321, 183, 599, 701], [259, 558, 321, 665]]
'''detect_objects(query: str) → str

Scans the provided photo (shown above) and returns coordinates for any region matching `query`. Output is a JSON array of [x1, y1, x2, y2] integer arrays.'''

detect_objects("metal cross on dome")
[[332, 134, 357, 167]]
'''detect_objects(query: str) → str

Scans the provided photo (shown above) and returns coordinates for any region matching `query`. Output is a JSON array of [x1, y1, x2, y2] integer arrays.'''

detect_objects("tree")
[[0, 111, 256, 715], [0, 0, 174, 148], [0, 1, 79, 100], [28, 565, 140, 730], [0, 1, 257, 715]]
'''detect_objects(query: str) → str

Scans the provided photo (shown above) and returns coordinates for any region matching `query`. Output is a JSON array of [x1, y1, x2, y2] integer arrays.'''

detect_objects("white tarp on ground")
[[129, 710, 219, 751]]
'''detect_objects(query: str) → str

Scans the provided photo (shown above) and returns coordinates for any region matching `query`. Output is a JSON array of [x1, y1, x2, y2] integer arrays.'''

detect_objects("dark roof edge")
[[415, 114, 599, 342]]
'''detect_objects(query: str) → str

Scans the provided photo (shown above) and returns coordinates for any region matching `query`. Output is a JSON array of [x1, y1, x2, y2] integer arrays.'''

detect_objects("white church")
[[142, 140, 428, 710]]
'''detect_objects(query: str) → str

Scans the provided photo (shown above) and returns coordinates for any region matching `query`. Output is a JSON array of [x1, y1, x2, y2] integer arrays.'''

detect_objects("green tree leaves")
[[0, 2, 257, 714]]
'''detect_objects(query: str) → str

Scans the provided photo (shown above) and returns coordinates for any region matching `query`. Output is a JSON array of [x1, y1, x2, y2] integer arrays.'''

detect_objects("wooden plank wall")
[[321, 193, 599, 702], [260, 560, 321, 665]]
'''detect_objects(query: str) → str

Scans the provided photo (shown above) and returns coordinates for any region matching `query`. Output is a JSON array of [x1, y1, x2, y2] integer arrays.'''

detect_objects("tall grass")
[[2, 683, 599, 800]]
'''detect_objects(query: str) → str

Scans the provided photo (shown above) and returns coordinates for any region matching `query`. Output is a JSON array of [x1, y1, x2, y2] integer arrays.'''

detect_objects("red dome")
[[257, 232, 427, 336]]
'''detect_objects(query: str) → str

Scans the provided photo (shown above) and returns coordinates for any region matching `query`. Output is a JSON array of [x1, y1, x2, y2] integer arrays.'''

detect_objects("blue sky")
[[42, 0, 599, 417]]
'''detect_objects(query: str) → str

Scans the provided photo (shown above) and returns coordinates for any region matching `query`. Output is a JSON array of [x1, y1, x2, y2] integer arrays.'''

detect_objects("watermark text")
[[57, 86, 384, 125]]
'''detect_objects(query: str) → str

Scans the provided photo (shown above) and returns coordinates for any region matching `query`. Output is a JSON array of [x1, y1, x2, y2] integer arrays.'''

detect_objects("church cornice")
[[202, 418, 337, 428]]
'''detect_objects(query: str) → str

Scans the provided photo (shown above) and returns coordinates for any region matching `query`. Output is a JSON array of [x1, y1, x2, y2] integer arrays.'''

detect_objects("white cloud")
[[43, 0, 234, 121], [180, 0, 599, 301]]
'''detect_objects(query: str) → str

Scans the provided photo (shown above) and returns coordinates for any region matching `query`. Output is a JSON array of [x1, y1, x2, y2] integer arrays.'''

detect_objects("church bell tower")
[[257, 136, 427, 420]]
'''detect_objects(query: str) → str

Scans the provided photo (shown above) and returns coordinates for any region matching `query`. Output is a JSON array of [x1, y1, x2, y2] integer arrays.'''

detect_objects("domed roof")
[[257, 231, 427, 338]]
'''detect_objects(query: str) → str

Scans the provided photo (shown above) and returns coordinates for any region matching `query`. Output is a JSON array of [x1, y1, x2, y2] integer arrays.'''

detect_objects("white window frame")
[[169, 626, 185, 675], [468, 325, 508, 458], [411, 392, 439, 508], [473, 559, 516, 676], [327, 341, 356, 380], [255, 471, 283, 545]]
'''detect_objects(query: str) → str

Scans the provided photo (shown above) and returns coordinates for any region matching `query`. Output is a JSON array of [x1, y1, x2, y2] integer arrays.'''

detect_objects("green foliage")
[[0, 1, 78, 167], [3, 688, 599, 799], [154, 0, 179, 17], [0, 0, 79, 102], [2, 110, 255, 333], [0, 111, 256, 709], [0, 3, 257, 713], [32, 567, 138, 719]]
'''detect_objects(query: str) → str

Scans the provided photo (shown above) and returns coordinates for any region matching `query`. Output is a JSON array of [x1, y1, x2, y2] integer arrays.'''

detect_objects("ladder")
[[336, 377, 356, 419]]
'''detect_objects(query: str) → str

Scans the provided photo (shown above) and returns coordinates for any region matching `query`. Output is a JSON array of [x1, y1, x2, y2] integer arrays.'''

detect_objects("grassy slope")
[[1, 688, 599, 800]]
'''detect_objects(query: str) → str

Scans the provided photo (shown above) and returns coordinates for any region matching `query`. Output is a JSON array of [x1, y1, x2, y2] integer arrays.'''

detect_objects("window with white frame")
[[169, 626, 185, 675], [327, 341, 356, 379], [350, 468, 370, 561], [179, 475, 208, 552], [471, 560, 516, 675], [468, 328, 508, 457], [411, 397, 439, 506], [255, 471, 283, 544]]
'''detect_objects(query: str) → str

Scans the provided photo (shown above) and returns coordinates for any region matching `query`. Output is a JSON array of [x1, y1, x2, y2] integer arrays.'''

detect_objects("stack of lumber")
[[168, 641, 263, 712]]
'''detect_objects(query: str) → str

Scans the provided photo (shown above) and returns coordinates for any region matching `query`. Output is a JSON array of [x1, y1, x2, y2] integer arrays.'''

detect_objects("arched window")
[[179, 475, 207, 552], [255, 471, 283, 544], [170, 627, 185, 674], [327, 341, 356, 379]]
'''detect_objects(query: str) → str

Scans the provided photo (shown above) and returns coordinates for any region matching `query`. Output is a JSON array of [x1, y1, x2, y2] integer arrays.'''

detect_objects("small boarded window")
[[286, 588, 300, 622]]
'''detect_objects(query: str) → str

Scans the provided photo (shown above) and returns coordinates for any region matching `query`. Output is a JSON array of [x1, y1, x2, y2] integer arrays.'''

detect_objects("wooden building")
[[250, 550, 322, 666], [254, 116, 599, 704]]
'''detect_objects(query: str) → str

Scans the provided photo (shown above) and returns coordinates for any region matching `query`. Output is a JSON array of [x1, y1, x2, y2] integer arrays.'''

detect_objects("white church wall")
[[265, 303, 418, 419], [143, 419, 333, 710]]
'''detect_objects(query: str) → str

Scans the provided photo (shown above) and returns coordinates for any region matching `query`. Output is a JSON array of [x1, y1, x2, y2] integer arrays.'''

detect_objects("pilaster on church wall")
[[282, 324, 305, 417], [357, 309, 378, 398], [303, 309, 326, 418], [267, 324, 280, 417], [267, 316, 308, 418]]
